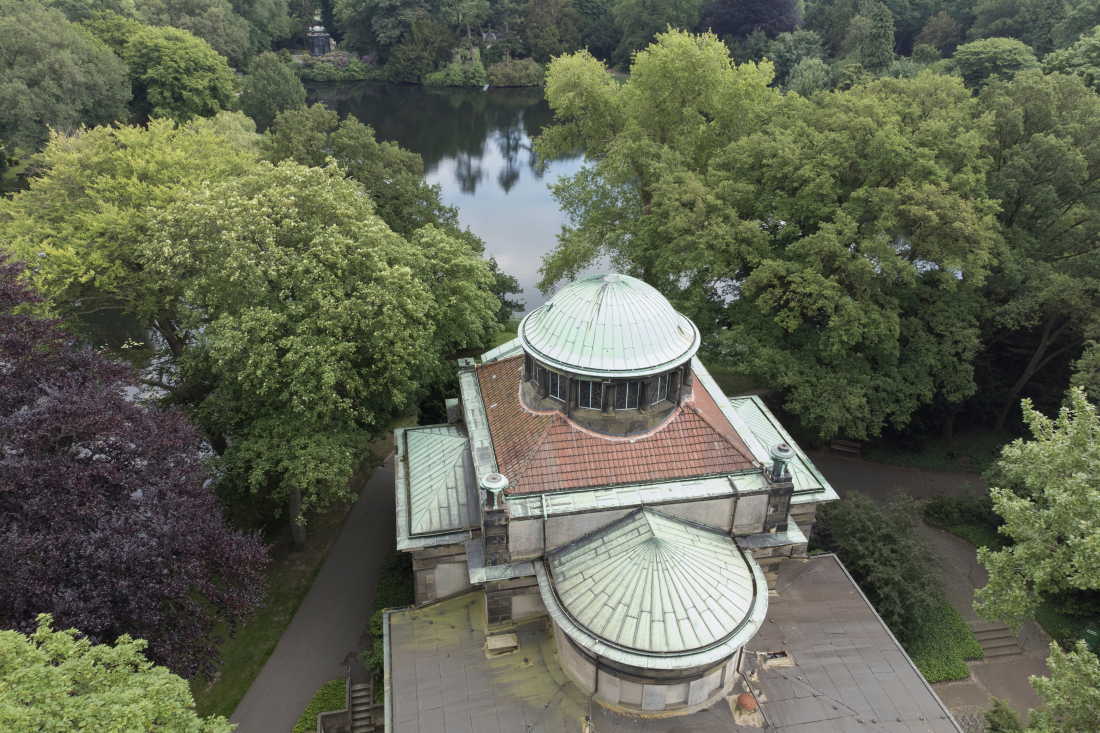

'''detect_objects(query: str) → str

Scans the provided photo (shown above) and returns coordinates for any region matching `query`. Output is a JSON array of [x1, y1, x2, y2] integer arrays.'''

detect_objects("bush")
[[985, 697, 1024, 732], [912, 44, 941, 64], [292, 679, 346, 733], [481, 44, 506, 65], [297, 53, 383, 81], [810, 492, 942, 643], [487, 58, 544, 86], [425, 61, 487, 86], [904, 593, 984, 682], [921, 490, 1007, 551], [363, 545, 414, 690]]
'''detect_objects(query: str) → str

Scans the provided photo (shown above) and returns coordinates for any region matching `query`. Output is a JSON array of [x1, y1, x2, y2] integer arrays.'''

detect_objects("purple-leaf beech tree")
[[0, 254, 268, 679]]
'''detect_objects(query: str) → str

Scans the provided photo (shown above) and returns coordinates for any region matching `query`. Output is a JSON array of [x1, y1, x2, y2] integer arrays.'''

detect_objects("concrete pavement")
[[229, 454, 396, 733]]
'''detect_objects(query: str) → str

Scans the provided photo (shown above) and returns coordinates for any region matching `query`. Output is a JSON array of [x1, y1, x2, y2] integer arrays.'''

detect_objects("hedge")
[[904, 593, 984, 683], [292, 679, 346, 733], [363, 545, 414, 691]]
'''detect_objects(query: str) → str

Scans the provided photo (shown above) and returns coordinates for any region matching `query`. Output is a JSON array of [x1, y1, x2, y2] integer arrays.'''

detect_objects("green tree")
[[525, 0, 583, 62], [954, 37, 1038, 88], [539, 35, 999, 438], [144, 163, 500, 542], [1042, 25, 1100, 92], [493, 0, 529, 61], [240, 51, 307, 131], [123, 26, 238, 123], [1053, 0, 1100, 50], [0, 0, 130, 152], [384, 18, 454, 82], [860, 0, 895, 71], [811, 493, 943, 642], [914, 10, 961, 55], [975, 71, 1100, 430], [766, 29, 825, 86], [80, 9, 145, 55], [447, 0, 492, 56], [0, 615, 231, 733], [787, 56, 832, 94], [335, 0, 434, 54], [975, 388, 1100, 629], [0, 120, 257, 388], [612, 0, 702, 68], [137, 0, 255, 67], [229, 0, 291, 53], [1028, 640, 1100, 733]]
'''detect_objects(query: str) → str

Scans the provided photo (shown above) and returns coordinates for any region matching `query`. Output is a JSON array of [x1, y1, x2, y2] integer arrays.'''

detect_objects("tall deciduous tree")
[[525, 0, 583, 62], [976, 70, 1100, 430], [0, 0, 130, 152], [914, 11, 961, 55], [953, 37, 1038, 88], [1042, 26, 1100, 92], [240, 51, 307, 131], [0, 616, 232, 732], [143, 163, 500, 542], [538, 32, 999, 439], [123, 25, 238, 123], [1028, 640, 1100, 733], [975, 388, 1100, 630], [0, 255, 267, 679], [0, 119, 257, 382], [136, 0, 255, 68]]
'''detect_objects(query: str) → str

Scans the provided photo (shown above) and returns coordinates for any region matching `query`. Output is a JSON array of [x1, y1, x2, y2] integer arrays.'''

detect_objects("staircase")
[[350, 680, 375, 733], [969, 620, 1023, 659]]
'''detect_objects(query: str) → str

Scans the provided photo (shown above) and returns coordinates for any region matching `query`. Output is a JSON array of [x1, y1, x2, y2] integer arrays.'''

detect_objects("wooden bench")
[[830, 438, 862, 455]]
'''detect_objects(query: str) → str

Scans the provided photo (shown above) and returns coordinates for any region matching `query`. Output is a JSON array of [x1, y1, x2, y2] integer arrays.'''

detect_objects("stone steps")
[[350, 682, 375, 733], [968, 620, 1023, 658]]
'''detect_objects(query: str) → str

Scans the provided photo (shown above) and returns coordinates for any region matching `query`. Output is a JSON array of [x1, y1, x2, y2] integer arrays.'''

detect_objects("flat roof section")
[[394, 424, 480, 552], [385, 555, 962, 733]]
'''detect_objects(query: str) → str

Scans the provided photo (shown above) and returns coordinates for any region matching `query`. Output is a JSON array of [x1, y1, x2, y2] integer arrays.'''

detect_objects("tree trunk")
[[994, 314, 1078, 431], [941, 409, 956, 441], [289, 489, 307, 546]]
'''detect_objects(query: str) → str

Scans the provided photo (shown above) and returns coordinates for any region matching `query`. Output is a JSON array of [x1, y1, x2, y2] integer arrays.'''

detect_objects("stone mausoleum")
[[384, 274, 962, 732]]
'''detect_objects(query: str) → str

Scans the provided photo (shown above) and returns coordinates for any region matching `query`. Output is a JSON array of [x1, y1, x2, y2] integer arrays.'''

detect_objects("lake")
[[306, 82, 588, 315]]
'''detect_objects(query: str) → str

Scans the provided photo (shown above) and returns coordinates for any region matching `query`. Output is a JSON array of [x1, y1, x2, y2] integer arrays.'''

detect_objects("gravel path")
[[228, 454, 396, 733]]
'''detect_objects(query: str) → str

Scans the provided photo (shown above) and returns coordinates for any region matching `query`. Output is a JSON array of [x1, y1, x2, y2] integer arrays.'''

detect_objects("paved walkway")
[[811, 450, 1052, 724], [229, 455, 396, 733]]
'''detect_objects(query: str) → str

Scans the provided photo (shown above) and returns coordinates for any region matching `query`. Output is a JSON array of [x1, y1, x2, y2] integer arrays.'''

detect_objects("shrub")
[[912, 43, 941, 64], [921, 490, 1007, 550], [425, 61, 487, 86], [292, 679, 346, 733], [810, 492, 942, 643], [904, 594, 984, 682], [363, 545, 414, 690], [984, 697, 1023, 732], [297, 54, 383, 81], [487, 58, 544, 86]]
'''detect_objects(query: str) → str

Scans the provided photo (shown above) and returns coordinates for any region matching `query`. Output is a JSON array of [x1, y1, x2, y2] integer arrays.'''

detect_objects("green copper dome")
[[519, 274, 700, 378]]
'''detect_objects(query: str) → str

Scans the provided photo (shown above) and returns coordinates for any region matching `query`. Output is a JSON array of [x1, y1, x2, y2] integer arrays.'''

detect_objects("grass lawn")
[[189, 421, 414, 719], [864, 428, 1010, 474], [904, 593, 984, 683]]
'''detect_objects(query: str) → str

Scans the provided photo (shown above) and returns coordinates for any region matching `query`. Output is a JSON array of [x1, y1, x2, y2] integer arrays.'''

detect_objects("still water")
[[306, 82, 587, 315]]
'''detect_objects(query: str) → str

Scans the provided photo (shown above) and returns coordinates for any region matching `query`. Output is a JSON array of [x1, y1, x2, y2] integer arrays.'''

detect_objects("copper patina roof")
[[475, 355, 756, 495]]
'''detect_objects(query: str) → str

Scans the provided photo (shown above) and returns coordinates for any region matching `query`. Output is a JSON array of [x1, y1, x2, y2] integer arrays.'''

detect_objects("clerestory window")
[[577, 380, 603, 410], [615, 381, 640, 410], [651, 374, 669, 404], [549, 370, 566, 401]]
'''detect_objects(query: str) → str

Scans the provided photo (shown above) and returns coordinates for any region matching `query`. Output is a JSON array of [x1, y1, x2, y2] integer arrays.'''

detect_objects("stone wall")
[[484, 576, 543, 625], [412, 544, 471, 606]]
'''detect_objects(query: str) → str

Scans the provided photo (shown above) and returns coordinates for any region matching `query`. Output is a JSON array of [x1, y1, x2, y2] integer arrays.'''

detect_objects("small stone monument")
[[306, 25, 331, 56]]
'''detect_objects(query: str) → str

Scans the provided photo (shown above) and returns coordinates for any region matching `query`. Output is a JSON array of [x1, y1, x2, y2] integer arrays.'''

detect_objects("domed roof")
[[518, 274, 700, 378], [547, 508, 759, 654]]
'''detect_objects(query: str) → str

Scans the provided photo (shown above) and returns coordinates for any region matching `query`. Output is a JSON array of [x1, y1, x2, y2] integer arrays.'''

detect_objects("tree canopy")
[[0, 254, 267, 678], [0, 0, 130, 152], [975, 388, 1100, 630], [0, 616, 232, 733], [144, 162, 500, 540], [123, 25, 237, 123], [240, 51, 307, 131], [954, 37, 1039, 88]]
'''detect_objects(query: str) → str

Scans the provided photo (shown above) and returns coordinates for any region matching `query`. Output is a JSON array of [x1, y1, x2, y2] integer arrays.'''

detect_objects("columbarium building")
[[384, 274, 961, 732]]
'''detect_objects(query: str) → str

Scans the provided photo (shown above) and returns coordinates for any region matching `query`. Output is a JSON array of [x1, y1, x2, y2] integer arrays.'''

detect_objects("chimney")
[[769, 443, 795, 481], [480, 472, 509, 510]]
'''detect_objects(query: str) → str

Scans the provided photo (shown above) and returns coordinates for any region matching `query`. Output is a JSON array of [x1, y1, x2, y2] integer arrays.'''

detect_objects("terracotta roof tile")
[[475, 356, 757, 495]]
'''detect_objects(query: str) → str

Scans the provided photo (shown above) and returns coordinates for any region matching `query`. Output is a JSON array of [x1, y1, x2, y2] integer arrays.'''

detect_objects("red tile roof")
[[475, 356, 758, 495]]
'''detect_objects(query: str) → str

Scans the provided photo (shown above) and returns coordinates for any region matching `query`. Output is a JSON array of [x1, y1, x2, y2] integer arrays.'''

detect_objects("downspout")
[[542, 494, 548, 555]]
